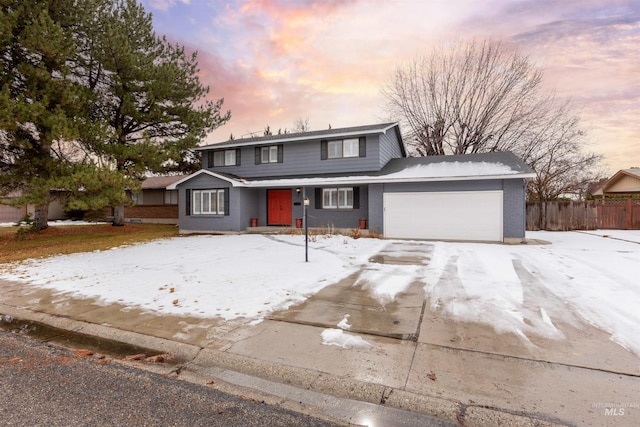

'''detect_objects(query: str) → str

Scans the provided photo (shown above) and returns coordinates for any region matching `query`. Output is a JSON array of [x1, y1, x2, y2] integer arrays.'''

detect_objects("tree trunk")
[[33, 204, 49, 231], [112, 205, 125, 226]]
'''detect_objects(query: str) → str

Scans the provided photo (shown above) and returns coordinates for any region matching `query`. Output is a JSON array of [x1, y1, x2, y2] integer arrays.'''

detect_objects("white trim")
[[168, 163, 535, 190], [166, 169, 246, 189], [243, 172, 535, 188], [195, 123, 399, 150]]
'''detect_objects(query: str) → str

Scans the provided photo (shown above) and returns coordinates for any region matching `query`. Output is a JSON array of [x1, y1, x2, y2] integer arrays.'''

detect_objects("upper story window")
[[321, 137, 366, 160], [208, 149, 240, 167], [255, 145, 283, 164]]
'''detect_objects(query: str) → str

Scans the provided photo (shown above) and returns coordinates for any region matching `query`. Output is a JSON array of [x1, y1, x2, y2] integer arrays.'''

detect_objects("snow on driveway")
[[0, 231, 638, 356]]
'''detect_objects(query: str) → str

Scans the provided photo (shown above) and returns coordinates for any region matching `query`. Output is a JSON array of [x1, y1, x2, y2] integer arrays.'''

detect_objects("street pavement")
[[0, 239, 638, 426], [0, 330, 339, 427]]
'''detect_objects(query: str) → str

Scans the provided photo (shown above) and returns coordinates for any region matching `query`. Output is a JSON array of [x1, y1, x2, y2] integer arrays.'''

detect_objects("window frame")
[[191, 189, 226, 215], [210, 149, 239, 167], [322, 187, 354, 210], [261, 145, 278, 163], [342, 138, 359, 158], [322, 137, 365, 160], [327, 140, 343, 159], [164, 190, 178, 205]]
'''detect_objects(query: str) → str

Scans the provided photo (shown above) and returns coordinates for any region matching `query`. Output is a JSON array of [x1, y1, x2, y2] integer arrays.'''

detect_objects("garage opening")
[[383, 191, 503, 242]]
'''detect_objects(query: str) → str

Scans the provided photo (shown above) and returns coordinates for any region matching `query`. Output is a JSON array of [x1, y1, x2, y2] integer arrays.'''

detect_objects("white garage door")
[[383, 191, 503, 242]]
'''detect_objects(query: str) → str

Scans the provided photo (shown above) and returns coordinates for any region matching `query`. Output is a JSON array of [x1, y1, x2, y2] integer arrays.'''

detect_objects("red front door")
[[267, 189, 292, 225]]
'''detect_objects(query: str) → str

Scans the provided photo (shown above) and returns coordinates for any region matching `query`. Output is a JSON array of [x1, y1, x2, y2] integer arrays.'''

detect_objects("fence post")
[[627, 198, 633, 230]]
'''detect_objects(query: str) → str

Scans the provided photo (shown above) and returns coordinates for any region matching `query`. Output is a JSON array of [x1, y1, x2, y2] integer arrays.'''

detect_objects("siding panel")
[[204, 136, 381, 178]]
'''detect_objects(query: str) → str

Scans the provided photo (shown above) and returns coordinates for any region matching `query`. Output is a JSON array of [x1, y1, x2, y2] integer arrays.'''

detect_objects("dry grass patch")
[[0, 224, 178, 264]]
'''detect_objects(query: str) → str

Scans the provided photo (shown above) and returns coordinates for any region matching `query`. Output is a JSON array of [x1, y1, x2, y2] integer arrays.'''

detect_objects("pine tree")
[[75, 0, 230, 225], [0, 0, 84, 230]]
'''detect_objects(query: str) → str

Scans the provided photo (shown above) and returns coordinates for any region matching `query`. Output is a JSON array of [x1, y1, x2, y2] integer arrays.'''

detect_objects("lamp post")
[[303, 188, 309, 262]]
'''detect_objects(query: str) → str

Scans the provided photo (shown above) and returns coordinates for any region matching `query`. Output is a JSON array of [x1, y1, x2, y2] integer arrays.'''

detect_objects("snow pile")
[[321, 328, 372, 349], [356, 264, 419, 307], [337, 314, 351, 330]]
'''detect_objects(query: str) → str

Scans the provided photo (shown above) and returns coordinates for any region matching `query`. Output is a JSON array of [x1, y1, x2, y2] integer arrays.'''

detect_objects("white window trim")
[[261, 145, 278, 163], [342, 138, 359, 158], [328, 140, 342, 159], [224, 150, 236, 166], [327, 138, 359, 159], [322, 187, 353, 209], [213, 149, 237, 167], [192, 189, 225, 215]]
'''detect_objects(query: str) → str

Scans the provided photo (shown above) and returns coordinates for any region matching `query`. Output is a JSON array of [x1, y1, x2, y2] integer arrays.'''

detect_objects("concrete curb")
[[0, 303, 567, 427]]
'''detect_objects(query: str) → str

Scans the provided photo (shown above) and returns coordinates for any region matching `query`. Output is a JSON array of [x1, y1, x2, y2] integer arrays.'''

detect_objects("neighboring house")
[[0, 192, 25, 223], [168, 123, 535, 242], [111, 175, 183, 224], [0, 190, 65, 223], [592, 168, 640, 197]]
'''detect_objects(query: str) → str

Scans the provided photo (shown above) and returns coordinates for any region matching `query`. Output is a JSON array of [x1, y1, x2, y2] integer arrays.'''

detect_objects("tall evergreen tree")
[[76, 0, 230, 225], [0, 0, 83, 230]]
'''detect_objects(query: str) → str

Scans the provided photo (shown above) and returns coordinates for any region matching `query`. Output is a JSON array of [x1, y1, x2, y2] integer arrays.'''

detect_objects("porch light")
[[296, 187, 301, 193]]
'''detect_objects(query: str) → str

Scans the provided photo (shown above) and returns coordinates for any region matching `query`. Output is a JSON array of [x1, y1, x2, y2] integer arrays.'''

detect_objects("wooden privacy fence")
[[526, 199, 640, 231]]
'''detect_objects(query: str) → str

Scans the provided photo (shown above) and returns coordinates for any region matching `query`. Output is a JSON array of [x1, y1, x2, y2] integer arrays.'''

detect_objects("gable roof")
[[594, 168, 640, 195], [169, 151, 534, 189], [140, 175, 188, 190], [166, 169, 247, 190], [196, 122, 403, 153]]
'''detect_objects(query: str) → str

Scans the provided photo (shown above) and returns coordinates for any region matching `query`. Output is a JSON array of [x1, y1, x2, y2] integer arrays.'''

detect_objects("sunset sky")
[[141, 0, 639, 174]]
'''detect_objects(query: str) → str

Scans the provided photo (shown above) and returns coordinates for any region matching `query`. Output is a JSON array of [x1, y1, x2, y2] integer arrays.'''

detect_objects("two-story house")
[[168, 123, 534, 242]]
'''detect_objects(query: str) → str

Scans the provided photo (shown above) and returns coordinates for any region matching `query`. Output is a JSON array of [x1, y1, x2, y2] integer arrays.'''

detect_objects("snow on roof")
[[243, 160, 532, 187]]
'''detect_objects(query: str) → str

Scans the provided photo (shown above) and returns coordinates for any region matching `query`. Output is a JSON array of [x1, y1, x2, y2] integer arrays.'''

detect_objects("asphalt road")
[[0, 330, 340, 427]]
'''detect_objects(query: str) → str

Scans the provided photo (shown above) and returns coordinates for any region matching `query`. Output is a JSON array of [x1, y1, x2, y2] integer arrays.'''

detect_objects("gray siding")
[[378, 129, 404, 168], [305, 185, 369, 229], [368, 183, 384, 234], [176, 174, 246, 232], [205, 136, 382, 178], [502, 178, 527, 239]]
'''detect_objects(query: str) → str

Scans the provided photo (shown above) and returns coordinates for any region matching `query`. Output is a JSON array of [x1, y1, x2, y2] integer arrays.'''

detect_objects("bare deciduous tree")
[[521, 100, 603, 201], [383, 39, 547, 155], [292, 117, 310, 133], [383, 38, 602, 201]]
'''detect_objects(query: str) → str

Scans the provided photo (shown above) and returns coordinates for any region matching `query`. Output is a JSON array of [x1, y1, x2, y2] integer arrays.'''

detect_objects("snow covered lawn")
[[0, 230, 638, 355]]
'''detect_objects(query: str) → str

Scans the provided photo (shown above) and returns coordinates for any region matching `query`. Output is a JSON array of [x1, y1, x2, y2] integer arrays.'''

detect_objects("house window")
[[322, 137, 365, 159], [255, 145, 283, 164], [192, 189, 225, 215], [262, 146, 278, 163], [328, 139, 359, 158], [209, 149, 240, 167], [130, 192, 143, 205], [322, 188, 353, 209], [164, 190, 178, 205]]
